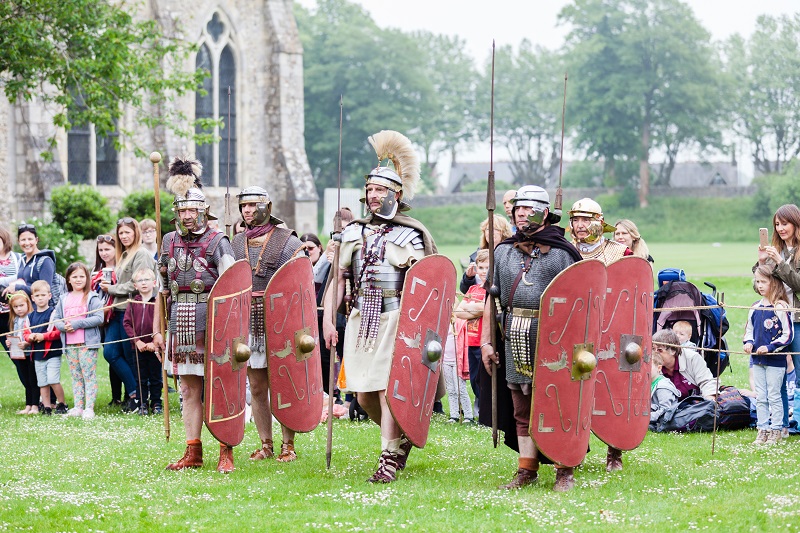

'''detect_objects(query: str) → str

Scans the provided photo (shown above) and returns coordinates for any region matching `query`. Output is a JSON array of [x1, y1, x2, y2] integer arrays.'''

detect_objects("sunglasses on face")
[[117, 217, 135, 226], [17, 223, 36, 235], [97, 235, 115, 243]]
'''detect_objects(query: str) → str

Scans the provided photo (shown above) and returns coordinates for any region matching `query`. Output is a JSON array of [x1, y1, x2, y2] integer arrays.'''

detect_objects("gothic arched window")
[[67, 103, 119, 185], [195, 12, 237, 186]]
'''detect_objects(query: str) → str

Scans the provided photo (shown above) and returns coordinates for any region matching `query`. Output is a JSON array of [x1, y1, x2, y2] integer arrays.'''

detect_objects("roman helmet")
[[568, 198, 615, 244], [166, 156, 216, 236], [511, 185, 561, 230], [236, 186, 284, 227], [363, 130, 420, 220]]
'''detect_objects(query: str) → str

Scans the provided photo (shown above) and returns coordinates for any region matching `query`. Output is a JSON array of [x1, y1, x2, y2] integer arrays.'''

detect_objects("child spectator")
[[445, 318, 474, 423], [745, 264, 794, 445], [139, 219, 158, 260], [23, 280, 65, 415], [8, 291, 37, 414], [672, 320, 697, 348], [454, 249, 490, 417], [650, 348, 680, 427], [123, 267, 162, 415], [53, 263, 104, 420]]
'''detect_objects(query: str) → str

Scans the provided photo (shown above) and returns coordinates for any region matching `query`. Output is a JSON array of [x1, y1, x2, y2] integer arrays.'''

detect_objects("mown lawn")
[[0, 242, 792, 532]]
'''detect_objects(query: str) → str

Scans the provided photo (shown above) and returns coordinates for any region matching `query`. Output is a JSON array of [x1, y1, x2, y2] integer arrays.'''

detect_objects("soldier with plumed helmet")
[[231, 185, 306, 463], [323, 130, 437, 483], [480, 185, 583, 492], [153, 156, 237, 473]]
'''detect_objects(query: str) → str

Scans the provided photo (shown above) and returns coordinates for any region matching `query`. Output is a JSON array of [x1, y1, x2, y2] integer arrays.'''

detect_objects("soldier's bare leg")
[[356, 391, 382, 425], [248, 367, 274, 458], [377, 391, 402, 442], [166, 374, 204, 470], [181, 375, 204, 440], [365, 390, 405, 483], [277, 425, 298, 462]]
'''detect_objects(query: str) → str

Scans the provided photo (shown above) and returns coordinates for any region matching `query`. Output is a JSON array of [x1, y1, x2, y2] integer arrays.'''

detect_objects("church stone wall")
[[1, 0, 316, 233]]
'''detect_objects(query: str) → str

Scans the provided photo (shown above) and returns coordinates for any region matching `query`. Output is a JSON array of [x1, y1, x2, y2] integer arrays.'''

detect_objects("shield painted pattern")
[[204, 260, 252, 447], [529, 260, 606, 468], [386, 255, 457, 448], [264, 255, 323, 433], [592, 256, 654, 450]]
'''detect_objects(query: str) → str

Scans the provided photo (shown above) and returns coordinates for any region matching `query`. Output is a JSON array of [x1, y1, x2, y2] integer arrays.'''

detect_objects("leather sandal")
[[367, 450, 400, 483], [249, 439, 274, 461], [276, 441, 297, 462]]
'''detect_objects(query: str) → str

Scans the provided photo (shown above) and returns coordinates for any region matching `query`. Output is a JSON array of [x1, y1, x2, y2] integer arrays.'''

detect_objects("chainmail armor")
[[493, 243, 576, 384], [232, 229, 302, 358]]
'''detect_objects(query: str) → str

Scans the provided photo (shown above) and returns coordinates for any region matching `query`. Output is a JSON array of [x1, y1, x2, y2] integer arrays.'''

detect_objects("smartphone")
[[759, 228, 769, 248]]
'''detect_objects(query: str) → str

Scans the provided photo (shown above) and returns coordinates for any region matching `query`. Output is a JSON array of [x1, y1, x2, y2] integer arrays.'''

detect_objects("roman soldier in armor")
[[569, 198, 631, 265], [153, 157, 237, 473], [481, 185, 583, 492], [568, 198, 633, 473], [323, 130, 437, 483], [232, 186, 305, 463]]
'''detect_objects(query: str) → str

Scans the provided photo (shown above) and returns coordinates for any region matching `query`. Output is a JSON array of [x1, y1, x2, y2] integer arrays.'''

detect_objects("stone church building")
[[0, 0, 317, 234]]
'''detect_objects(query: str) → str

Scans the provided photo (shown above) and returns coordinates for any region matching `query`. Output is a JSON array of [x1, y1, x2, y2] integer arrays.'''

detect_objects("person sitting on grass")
[[23, 280, 65, 415], [652, 328, 718, 401], [650, 347, 680, 428]]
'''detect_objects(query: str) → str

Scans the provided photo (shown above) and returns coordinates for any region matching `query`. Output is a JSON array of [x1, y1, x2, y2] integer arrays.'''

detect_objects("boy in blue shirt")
[[23, 280, 65, 415]]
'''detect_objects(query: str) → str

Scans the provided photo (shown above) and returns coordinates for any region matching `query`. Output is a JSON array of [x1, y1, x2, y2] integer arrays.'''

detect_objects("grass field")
[[0, 241, 793, 532]]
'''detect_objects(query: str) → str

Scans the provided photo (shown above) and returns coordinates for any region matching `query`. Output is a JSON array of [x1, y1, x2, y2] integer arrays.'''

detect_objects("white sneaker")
[[82, 409, 95, 420], [67, 407, 83, 417]]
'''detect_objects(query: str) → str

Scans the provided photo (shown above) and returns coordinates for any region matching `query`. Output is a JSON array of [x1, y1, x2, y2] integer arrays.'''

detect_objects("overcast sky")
[[297, 0, 797, 63], [296, 0, 799, 183]]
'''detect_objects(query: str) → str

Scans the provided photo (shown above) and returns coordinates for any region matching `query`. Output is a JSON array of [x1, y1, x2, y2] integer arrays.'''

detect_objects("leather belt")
[[358, 288, 402, 298], [508, 307, 539, 319], [175, 292, 209, 304]]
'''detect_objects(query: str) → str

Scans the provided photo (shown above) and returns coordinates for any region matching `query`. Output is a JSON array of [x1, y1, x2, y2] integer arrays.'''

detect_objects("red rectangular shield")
[[205, 260, 252, 447], [530, 260, 606, 467], [592, 256, 653, 450], [386, 255, 457, 448], [265, 255, 324, 433]]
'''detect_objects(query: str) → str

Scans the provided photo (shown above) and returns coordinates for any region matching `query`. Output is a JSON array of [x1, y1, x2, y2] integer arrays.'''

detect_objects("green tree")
[[482, 42, 564, 187], [50, 185, 113, 239], [410, 32, 479, 193], [296, 0, 433, 196], [560, 0, 723, 206], [0, 0, 209, 155], [120, 190, 175, 236], [725, 15, 800, 175]]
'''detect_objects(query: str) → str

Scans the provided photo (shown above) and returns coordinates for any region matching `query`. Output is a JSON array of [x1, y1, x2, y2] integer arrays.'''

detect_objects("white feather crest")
[[368, 130, 420, 200]]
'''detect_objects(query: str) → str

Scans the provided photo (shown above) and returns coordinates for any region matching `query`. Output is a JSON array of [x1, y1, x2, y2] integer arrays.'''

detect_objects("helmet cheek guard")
[[526, 206, 548, 227], [375, 192, 399, 220], [245, 201, 271, 226], [583, 219, 604, 244]]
